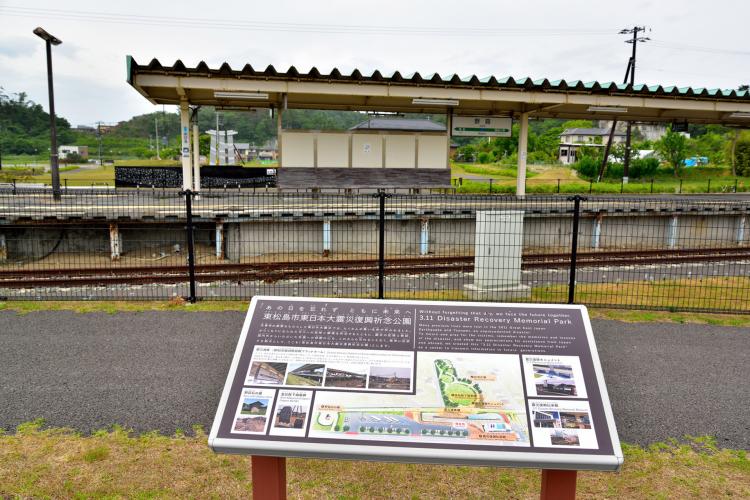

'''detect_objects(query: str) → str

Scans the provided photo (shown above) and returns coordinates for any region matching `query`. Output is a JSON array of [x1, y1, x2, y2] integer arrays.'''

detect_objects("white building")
[[58, 145, 89, 160], [558, 128, 625, 164], [206, 129, 238, 165], [597, 120, 667, 142]]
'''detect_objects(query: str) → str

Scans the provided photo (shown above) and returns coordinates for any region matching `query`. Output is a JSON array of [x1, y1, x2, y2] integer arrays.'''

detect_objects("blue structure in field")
[[684, 156, 709, 167]]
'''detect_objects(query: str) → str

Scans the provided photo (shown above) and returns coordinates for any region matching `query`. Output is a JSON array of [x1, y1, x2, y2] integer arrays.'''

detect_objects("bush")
[[477, 152, 491, 164], [629, 157, 660, 179], [573, 156, 600, 179], [61, 152, 85, 164], [605, 163, 624, 179], [736, 139, 750, 177]]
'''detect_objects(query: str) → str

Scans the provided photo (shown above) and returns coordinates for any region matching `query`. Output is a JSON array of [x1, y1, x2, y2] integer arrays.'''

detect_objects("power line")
[[648, 40, 750, 57], [0, 5, 619, 37]]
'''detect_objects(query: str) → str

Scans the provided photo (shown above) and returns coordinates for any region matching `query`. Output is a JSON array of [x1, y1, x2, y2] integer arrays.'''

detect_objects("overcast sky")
[[1, 0, 748, 126]]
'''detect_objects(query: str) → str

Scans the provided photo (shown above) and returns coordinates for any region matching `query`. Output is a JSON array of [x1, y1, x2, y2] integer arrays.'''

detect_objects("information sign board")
[[452, 116, 512, 137], [209, 297, 623, 471]]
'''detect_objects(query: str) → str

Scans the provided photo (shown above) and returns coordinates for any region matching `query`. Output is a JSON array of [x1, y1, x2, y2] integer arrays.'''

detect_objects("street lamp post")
[[33, 27, 62, 200]]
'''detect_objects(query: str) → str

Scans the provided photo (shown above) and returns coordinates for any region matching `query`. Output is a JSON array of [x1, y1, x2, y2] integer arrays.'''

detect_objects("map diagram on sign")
[[308, 352, 530, 447]]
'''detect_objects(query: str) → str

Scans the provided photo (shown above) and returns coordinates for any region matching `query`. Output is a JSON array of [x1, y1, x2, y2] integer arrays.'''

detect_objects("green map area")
[[309, 353, 530, 447]]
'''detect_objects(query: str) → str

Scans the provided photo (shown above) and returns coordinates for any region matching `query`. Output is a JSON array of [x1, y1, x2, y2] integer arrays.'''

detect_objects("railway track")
[[1, 247, 749, 288]]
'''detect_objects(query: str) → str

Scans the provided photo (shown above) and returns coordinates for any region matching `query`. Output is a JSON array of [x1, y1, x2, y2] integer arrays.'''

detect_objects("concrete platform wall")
[[0, 225, 211, 261], [222, 213, 749, 259]]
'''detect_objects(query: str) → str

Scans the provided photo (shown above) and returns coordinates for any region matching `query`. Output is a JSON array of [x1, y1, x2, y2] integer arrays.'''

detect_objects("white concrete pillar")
[[322, 219, 331, 257], [179, 100, 192, 191], [420, 218, 430, 255], [591, 213, 603, 249], [192, 112, 201, 192], [0, 233, 7, 262], [215, 221, 224, 259], [667, 215, 679, 249], [109, 223, 121, 261], [736, 216, 746, 245], [516, 112, 529, 197]]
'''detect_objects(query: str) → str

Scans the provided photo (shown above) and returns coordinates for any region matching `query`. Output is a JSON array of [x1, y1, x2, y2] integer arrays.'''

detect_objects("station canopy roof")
[[127, 56, 750, 125]]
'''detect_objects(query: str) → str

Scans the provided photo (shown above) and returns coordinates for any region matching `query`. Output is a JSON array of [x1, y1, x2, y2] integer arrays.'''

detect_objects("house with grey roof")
[[558, 127, 626, 164]]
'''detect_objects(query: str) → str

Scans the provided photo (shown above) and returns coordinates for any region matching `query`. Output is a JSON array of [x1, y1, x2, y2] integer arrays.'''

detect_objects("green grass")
[[2, 284, 750, 326], [284, 373, 321, 386], [3, 293, 750, 326], [0, 423, 747, 498], [114, 159, 181, 167], [0, 165, 116, 186], [450, 162, 750, 194]]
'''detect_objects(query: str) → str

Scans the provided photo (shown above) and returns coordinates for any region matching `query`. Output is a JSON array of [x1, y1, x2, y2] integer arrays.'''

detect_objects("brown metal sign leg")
[[540, 469, 577, 500], [251, 456, 287, 500]]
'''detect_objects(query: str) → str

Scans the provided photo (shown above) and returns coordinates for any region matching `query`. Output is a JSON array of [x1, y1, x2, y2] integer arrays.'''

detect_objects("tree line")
[[2, 86, 749, 173]]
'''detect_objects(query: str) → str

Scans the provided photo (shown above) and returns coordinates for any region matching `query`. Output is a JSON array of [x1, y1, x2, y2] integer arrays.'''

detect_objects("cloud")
[[0, 36, 37, 58], [0, 0, 748, 124]]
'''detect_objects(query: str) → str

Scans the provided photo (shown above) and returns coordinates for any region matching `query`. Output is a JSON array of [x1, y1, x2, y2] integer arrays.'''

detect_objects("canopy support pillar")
[[179, 100, 193, 191], [516, 112, 529, 197], [192, 107, 201, 192]]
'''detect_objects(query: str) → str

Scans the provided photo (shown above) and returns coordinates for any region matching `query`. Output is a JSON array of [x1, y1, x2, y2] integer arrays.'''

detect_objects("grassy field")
[[452, 163, 750, 195], [0, 165, 116, 186], [1, 296, 750, 327], [0, 422, 746, 498], [0, 160, 279, 186]]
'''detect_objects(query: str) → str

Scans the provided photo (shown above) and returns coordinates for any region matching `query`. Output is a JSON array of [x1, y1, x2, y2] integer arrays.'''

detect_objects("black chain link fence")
[[1, 187, 749, 313]]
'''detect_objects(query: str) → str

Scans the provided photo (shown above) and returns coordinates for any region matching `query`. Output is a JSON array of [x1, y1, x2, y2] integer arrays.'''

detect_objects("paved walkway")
[[0, 311, 747, 448]]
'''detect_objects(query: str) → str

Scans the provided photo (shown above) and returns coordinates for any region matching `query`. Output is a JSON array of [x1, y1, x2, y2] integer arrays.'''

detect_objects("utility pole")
[[96, 122, 103, 166], [154, 114, 160, 159], [215, 111, 222, 165], [598, 26, 649, 183]]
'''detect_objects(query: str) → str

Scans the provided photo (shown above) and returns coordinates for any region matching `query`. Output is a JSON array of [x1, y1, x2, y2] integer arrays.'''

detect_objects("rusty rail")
[[1, 247, 750, 288]]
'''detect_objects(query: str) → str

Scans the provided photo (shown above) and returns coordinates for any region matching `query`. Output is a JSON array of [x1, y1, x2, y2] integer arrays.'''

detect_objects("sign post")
[[251, 456, 286, 500], [540, 469, 578, 500], [210, 297, 622, 498]]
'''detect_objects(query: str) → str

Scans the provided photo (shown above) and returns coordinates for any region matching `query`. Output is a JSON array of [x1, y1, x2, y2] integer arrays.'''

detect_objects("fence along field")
[[0, 187, 749, 314]]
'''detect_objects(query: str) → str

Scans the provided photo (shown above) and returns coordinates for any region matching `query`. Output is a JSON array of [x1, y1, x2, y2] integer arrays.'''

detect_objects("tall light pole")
[[33, 27, 63, 200]]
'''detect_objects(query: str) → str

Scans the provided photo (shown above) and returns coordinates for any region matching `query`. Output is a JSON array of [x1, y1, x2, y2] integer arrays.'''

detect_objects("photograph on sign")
[[270, 390, 313, 437], [209, 297, 623, 471], [529, 400, 598, 449], [451, 116, 512, 137], [522, 355, 588, 398], [246, 345, 414, 393], [231, 387, 275, 435]]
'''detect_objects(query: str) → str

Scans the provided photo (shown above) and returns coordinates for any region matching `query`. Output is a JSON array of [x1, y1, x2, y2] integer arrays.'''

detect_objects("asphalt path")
[[0, 311, 747, 448]]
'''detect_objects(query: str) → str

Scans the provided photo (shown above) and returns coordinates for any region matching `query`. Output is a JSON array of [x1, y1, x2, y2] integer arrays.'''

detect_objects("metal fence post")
[[183, 189, 197, 303], [557, 178, 561, 193], [376, 190, 389, 299], [567, 195, 584, 304], [707, 178, 711, 193], [489, 178, 493, 194]]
